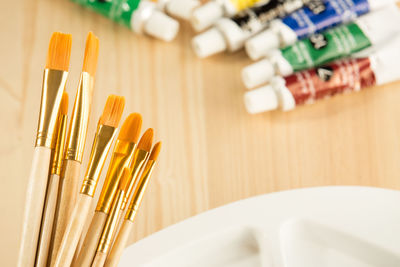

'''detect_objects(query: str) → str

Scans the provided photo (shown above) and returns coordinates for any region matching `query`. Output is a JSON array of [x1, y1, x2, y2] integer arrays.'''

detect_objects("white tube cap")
[[245, 29, 281, 60], [191, 2, 224, 32], [271, 76, 296, 111], [242, 59, 275, 89], [244, 85, 279, 114], [369, 35, 400, 85], [368, 0, 398, 10], [144, 10, 180, 42], [166, 0, 201, 20], [270, 51, 293, 76], [271, 20, 297, 47], [192, 28, 227, 58]]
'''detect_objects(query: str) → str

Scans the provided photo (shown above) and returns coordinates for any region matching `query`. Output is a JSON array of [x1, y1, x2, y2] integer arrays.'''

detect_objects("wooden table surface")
[[2, 0, 400, 265]]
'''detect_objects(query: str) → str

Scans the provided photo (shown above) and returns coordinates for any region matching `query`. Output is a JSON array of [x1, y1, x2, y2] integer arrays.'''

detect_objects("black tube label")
[[231, 0, 291, 33], [231, 0, 325, 34]]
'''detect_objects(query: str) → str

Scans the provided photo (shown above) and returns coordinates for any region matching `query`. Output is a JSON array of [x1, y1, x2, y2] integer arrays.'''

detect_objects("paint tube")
[[241, 5, 400, 89], [246, 0, 397, 60], [244, 36, 400, 114], [71, 0, 179, 41], [190, 0, 266, 32], [192, 0, 319, 58]]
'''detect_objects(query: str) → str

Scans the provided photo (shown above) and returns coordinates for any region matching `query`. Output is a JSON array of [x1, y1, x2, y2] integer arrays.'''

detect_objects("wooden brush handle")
[[71, 230, 84, 264], [72, 211, 108, 267], [35, 174, 61, 267], [52, 194, 92, 267], [92, 251, 107, 267], [49, 159, 81, 265], [104, 220, 134, 267], [17, 147, 52, 267]]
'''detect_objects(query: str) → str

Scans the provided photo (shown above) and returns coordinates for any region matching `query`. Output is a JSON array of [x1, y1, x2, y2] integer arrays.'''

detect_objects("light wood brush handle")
[[52, 193, 92, 267], [92, 251, 107, 267], [49, 159, 81, 265], [72, 211, 108, 267], [35, 173, 61, 267], [104, 220, 134, 267], [17, 147, 52, 267], [112, 210, 126, 247]]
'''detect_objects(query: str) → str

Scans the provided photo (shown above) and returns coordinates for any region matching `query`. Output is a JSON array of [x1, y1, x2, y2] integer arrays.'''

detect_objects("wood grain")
[[3, 0, 400, 266], [72, 211, 108, 267], [17, 147, 51, 267], [105, 220, 134, 267], [49, 160, 81, 266], [92, 251, 107, 267], [35, 174, 61, 267], [52, 194, 93, 267]]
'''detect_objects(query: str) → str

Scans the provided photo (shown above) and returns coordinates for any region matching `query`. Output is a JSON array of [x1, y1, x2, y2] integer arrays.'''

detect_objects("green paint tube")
[[71, 0, 179, 41], [72, 0, 139, 27], [277, 23, 371, 73], [244, 35, 400, 114], [242, 5, 400, 89]]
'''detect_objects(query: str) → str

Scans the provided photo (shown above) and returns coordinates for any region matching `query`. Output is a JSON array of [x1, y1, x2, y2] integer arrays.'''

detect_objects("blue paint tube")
[[245, 0, 396, 60], [191, 0, 312, 58]]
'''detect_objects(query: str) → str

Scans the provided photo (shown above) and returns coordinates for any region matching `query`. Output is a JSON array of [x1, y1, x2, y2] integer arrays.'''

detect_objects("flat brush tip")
[[119, 168, 131, 190], [60, 92, 69, 115], [82, 32, 99, 76], [99, 95, 125, 127], [118, 113, 143, 143], [138, 128, 154, 152], [46, 32, 72, 71], [149, 142, 162, 161]]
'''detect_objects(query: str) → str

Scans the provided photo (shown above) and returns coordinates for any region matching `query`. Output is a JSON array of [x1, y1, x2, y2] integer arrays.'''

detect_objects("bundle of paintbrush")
[[17, 31, 162, 267]]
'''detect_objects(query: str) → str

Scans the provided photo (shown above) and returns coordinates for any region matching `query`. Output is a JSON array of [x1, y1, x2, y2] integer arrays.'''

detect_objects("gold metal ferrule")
[[96, 140, 136, 214], [65, 72, 93, 162], [97, 189, 125, 253], [80, 124, 117, 197], [126, 160, 156, 222], [51, 114, 68, 175], [35, 69, 68, 148], [121, 149, 149, 210]]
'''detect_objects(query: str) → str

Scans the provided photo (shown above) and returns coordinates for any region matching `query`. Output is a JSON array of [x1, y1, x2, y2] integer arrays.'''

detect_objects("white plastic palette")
[[120, 187, 400, 267]]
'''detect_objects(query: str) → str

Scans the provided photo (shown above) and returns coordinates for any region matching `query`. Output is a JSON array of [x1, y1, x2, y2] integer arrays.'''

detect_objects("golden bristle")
[[60, 92, 69, 115], [118, 113, 143, 143], [119, 168, 131, 191], [46, 32, 72, 71], [82, 32, 99, 76], [149, 142, 162, 161], [99, 95, 125, 127], [137, 129, 154, 152]]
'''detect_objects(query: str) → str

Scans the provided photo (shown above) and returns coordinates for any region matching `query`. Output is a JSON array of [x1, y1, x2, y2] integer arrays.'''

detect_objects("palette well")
[[120, 186, 400, 267]]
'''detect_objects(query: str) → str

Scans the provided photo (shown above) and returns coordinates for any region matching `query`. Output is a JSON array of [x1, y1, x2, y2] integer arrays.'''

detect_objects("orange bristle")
[[149, 142, 161, 161], [99, 95, 125, 127], [82, 32, 99, 76], [137, 129, 153, 152], [118, 113, 143, 143], [46, 32, 72, 71], [60, 92, 69, 115], [119, 168, 131, 191]]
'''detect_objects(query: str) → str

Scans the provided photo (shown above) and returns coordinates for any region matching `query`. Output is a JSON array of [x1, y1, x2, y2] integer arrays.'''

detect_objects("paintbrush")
[[103, 131, 154, 267], [106, 128, 153, 256], [114, 128, 153, 228], [105, 142, 161, 267], [50, 31, 99, 266], [91, 168, 131, 267], [72, 113, 142, 267], [122, 128, 154, 212], [35, 92, 69, 267], [52, 95, 124, 267], [17, 32, 71, 267]]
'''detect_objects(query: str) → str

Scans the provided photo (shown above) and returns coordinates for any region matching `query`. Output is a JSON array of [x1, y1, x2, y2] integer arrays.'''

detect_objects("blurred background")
[[2, 0, 400, 265]]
